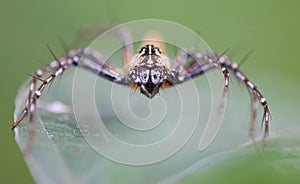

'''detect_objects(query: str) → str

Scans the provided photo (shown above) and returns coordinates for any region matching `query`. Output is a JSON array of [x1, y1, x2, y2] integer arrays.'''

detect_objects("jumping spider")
[[12, 30, 270, 150]]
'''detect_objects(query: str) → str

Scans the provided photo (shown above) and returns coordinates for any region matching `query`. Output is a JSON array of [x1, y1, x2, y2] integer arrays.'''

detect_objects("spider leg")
[[72, 25, 134, 72], [173, 50, 189, 76], [12, 47, 131, 153], [115, 27, 134, 71], [172, 50, 230, 115], [172, 50, 212, 82], [69, 48, 130, 84], [11, 59, 63, 129], [249, 93, 259, 150], [172, 50, 270, 148], [173, 50, 229, 87], [218, 55, 270, 149], [11, 78, 36, 129], [11, 56, 71, 153], [12, 48, 130, 129]]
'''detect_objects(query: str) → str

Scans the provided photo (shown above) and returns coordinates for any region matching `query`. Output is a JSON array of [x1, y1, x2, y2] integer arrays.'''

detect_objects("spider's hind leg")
[[116, 27, 134, 71]]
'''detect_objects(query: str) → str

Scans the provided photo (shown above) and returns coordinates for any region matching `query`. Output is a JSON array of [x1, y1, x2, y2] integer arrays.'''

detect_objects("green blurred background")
[[1, 0, 299, 183]]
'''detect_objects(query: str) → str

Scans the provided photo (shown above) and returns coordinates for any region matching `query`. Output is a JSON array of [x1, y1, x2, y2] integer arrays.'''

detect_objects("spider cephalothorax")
[[128, 44, 176, 98]]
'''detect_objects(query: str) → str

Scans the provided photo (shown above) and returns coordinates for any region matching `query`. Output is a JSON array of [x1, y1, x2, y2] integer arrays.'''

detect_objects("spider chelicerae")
[[12, 29, 270, 150]]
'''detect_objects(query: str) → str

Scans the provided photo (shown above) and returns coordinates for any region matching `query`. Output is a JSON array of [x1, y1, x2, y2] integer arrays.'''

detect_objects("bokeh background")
[[1, 0, 299, 183]]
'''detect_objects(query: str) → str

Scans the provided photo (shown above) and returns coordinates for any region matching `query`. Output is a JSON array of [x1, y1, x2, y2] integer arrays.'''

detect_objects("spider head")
[[129, 44, 175, 98]]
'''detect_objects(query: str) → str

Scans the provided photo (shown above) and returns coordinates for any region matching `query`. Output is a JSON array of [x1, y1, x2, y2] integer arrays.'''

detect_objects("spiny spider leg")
[[218, 55, 270, 148], [11, 78, 35, 129], [12, 26, 133, 129], [172, 50, 270, 149], [174, 49, 230, 95], [11, 59, 62, 129], [12, 47, 131, 153], [12, 48, 130, 129], [173, 50, 213, 81], [11, 56, 71, 153], [173, 49, 230, 116], [69, 48, 129, 84]]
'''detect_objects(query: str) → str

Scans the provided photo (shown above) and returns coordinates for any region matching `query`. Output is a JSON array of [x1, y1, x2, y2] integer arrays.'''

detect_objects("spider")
[[12, 29, 270, 151]]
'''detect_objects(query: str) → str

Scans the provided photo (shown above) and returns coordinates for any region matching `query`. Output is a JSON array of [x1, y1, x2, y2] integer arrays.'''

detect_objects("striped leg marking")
[[219, 55, 270, 149]]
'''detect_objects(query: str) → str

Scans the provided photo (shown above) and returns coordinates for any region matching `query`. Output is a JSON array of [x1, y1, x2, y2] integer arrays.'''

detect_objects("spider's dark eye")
[[139, 47, 146, 54]]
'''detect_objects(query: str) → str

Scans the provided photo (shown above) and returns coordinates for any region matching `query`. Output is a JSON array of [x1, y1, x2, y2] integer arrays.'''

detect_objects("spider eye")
[[139, 70, 149, 83], [139, 47, 146, 54], [151, 70, 161, 84]]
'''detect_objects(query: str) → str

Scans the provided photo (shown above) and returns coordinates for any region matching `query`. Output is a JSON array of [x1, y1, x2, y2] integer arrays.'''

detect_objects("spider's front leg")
[[12, 47, 130, 153], [70, 48, 130, 84], [172, 49, 270, 149], [12, 48, 130, 129], [11, 56, 74, 153], [218, 55, 270, 149], [11, 58, 72, 129], [13, 26, 134, 130]]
